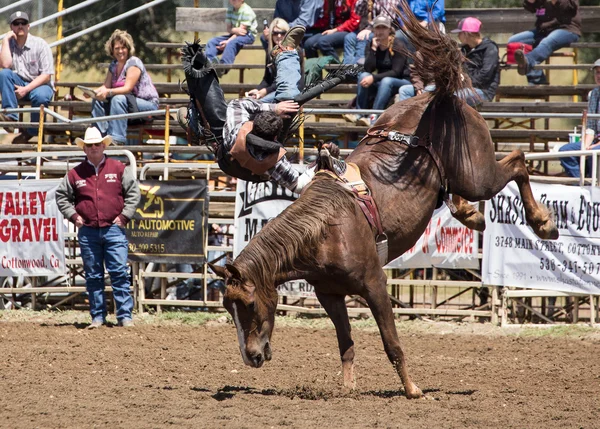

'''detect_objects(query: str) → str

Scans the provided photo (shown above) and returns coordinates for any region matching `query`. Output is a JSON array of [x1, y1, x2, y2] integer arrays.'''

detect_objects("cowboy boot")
[[270, 26, 305, 59]]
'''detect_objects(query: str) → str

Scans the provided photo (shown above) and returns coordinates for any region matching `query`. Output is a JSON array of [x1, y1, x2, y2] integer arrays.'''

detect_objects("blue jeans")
[[357, 72, 410, 110], [304, 31, 348, 62], [78, 225, 133, 323], [343, 32, 372, 65], [92, 95, 158, 144], [206, 33, 255, 65], [559, 141, 600, 178], [398, 84, 487, 107], [398, 83, 436, 101], [508, 29, 579, 85], [273, 50, 302, 101], [0, 69, 54, 136]]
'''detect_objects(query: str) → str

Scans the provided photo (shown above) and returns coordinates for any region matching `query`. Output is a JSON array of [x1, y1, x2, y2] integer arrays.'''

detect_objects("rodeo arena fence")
[[1, 1, 600, 326], [0, 107, 599, 327]]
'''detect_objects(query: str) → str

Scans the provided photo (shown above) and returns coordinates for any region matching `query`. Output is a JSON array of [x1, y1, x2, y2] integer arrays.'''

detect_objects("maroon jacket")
[[56, 157, 140, 228]]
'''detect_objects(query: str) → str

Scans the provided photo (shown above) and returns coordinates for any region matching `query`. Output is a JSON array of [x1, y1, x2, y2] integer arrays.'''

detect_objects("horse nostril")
[[253, 353, 264, 367]]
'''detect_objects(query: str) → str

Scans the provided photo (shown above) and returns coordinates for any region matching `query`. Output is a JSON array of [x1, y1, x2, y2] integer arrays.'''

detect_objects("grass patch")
[[515, 324, 598, 339]]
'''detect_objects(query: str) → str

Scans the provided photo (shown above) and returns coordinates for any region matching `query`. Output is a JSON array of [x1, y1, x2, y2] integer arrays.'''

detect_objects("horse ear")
[[208, 263, 228, 279], [225, 263, 243, 280]]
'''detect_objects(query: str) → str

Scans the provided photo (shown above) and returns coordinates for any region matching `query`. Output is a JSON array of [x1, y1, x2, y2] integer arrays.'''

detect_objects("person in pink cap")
[[398, 16, 499, 108], [450, 17, 499, 105]]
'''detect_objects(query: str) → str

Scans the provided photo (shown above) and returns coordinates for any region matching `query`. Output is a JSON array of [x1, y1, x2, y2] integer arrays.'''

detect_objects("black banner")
[[126, 180, 209, 263]]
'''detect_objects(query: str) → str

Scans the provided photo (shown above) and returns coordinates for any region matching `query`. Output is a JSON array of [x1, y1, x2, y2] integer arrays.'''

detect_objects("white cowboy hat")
[[75, 127, 113, 149]]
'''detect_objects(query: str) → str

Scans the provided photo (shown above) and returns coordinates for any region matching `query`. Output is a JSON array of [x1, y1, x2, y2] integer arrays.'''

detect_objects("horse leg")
[[451, 195, 485, 231], [497, 150, 558, 239], [315, 291, 356, 389], [362, 270, 423, 399]]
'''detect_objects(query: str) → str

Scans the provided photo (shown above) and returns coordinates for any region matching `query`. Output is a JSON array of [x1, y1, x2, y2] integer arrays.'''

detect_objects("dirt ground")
[[1, 312, 600, 429]]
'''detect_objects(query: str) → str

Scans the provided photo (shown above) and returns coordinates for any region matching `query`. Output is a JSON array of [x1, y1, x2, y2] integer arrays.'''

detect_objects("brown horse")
[[210, 7, 558, 398]]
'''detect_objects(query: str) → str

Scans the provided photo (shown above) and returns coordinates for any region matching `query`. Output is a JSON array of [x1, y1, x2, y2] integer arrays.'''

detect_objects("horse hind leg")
[[451, 195, 486, 232], [499, 150, 558, 239], [315, 291, 356, 390]]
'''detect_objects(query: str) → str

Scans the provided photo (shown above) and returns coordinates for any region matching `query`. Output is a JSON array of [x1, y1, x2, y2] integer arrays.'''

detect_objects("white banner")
[[0, 180, 66, 276], [384, 205, 479, 269], [482, 182, 600, 293]]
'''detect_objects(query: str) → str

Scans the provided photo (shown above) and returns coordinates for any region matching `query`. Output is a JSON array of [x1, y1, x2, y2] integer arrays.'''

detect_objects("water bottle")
[[263, 19, 269, 30]]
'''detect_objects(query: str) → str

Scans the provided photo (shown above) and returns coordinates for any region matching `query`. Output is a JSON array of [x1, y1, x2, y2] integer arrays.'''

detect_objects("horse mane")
[[233, 176, 356, 317], [391, 0, 475, 181]]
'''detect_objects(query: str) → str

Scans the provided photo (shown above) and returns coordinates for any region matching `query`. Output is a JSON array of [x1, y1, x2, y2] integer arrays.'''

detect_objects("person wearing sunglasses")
[[56, 126, 141, 329], [247, 18, 304, 102], [0, 11, 54, 144]]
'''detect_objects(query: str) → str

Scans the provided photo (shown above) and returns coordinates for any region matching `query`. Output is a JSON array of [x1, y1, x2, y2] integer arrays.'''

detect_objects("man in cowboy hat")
[[0, 11, 54, 143], [56, 127, 141, 328]]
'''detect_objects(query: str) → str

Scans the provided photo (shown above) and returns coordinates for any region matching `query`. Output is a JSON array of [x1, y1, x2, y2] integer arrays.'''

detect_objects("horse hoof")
[[462, 212, 486, 232], [405, 385, 423, 399], [536, 222, 559, 240]]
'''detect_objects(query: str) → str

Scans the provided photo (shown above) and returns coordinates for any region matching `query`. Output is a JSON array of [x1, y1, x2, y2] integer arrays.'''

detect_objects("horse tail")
[[396, 0, 473, 101]]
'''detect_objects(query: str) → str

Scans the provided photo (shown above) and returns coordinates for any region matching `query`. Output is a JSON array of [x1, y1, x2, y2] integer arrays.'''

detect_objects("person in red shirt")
[[303, 0, 360, 62], [55, 127, 141, 329]]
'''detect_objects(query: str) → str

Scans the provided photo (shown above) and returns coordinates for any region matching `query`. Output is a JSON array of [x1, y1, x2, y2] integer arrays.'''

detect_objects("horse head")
[[209, 263, 274, 368]]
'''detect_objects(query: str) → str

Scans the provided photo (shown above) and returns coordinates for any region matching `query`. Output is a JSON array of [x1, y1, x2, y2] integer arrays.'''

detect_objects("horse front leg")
[[498, 150, 558, 239], [315, 291, 356, 389], [451, 195, 485, 231], [363, 270, 423, 399]]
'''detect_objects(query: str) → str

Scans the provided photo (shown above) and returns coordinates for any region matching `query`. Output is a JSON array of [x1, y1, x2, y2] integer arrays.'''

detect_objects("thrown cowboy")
[[179, 26, 350, 193]]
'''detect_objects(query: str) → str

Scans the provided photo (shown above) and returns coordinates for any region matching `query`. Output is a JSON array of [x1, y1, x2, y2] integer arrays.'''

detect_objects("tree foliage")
[[61, 0, 177, 71]]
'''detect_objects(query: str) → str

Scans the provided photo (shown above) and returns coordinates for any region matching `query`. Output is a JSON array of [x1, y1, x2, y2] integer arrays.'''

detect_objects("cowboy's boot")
[[270, 26, 305, 59]]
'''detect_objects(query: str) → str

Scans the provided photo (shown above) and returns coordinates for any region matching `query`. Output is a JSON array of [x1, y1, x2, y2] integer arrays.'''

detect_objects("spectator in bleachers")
[[91, 29, 159, 145], [398, 17, 499, 108], [248, 19, 304, 103], [261, 0, 322, 49], [509, 0, 581, 85], [0, 11, 54, 144], [395, 0, 446, 48], [342, 0, 396, 65], [343, 16, 410, 126], [303, 0, 360, 63], [206, 0, 257, 73], [559, 59, 600, 178], [55, 127, 141, 329]]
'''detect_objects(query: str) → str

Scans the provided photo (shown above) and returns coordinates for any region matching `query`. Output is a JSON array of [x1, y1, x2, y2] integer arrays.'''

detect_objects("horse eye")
[[247, 302, 255, 312]]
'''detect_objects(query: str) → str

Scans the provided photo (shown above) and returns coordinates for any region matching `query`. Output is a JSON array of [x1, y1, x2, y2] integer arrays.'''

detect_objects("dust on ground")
[[1, 310, 599, 429]]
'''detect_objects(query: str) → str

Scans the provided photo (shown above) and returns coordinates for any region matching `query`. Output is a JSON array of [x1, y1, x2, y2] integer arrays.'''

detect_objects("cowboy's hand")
[[322, 28, 338, 36], [218, 39, 230, 50], [14, 85, 28, 99], [275, 100, 299, 116], [4, 31, 16, 41], [74, 215, 84, 228], [113, 217, 124, 227], [360, 75, 374, 87]]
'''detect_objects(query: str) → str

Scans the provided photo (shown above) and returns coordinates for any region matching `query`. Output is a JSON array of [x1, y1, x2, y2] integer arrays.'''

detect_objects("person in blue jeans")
[[344, 16, 410, 127], [0, 11, 54, 144], [56, 127, 141, 329], [91, 30, 159, 145], [206, 0, 257, 73], [559, 59, 600, 178], [509, 0, 581, 85]]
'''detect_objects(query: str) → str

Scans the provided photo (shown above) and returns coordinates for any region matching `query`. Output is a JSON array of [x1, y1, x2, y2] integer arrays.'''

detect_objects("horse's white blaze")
[[231, 302, 253, 366]]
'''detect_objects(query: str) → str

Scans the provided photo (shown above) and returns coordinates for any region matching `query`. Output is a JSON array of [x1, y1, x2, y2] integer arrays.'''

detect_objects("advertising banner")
[[384, 205, 480, 269], [126, 180, 209, 263], [482, 182, 600, 294], [0, 180, 65, 276]]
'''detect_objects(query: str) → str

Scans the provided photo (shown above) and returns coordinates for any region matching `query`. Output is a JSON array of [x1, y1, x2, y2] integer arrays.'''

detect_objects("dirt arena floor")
[[1, 311, 600, 429]]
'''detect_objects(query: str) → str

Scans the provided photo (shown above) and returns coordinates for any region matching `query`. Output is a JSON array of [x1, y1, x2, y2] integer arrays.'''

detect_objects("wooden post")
[[298, 108, 304, 164], [138, 262, 146, 314], [501, 289, 508, 327], [491, 286, 499, 325], [194, 0, 199, 42]]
